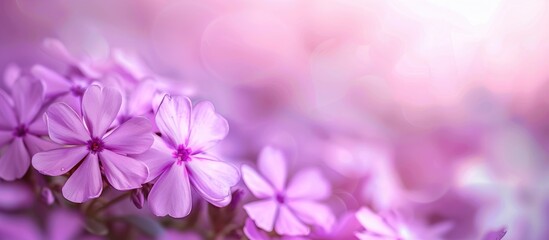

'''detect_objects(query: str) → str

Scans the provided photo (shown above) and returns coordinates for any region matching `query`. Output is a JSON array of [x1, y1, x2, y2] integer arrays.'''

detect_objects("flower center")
[[173, 145, 191, 164], [70, 84, 87, 96], [275, 193, 285, 204], [87, 138, 104, 154], [13, 125, 27, 137]]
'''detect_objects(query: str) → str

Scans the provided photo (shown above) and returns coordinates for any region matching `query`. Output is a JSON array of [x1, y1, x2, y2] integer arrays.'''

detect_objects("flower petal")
[[82, 85, 122, 137], [286, 168, 330, 200], [62, 153, 103, 203], [131, 136, 175, 182], [148, 163, 192, 218], [32, 146, 88, 176], [103, 117, 153, 154], [355, 231, 383, 240], [45, 103, 89, 144], [243, 199, 279, 232], [27, 116, 48, 136], [355, 207, 396, 238], [258, 146, 287, 192], [0, 90, 17, 129], [287, 200, 335, 232], [0, 138, 30, 181], [31, 65, 71, 95], [275, 205, 310, 236], [3, 63, 20, 89], [23, 134, 59, 156], [155, 95, 191, 147], [186, 154, 240, 206], [12, 78, 44, 124], [244, 218, 270, 240], [43, 38, 77, 64], [0, 131, 12, 146], [99, 150, 149, 190], [241, 164, 275, 198], [188, 101, 228, 151]]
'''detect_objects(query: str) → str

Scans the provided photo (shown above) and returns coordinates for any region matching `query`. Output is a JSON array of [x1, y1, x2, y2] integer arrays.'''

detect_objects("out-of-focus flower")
[[242, 146, 335, 236], [135, 95, 239, 218], [32, 85, 152, 203], [0, 208, 83, 240], [355, 207, 450, 240], [0, 182, 34, 210], [0, 75, 56, 181], [31, 39, 105, 110]]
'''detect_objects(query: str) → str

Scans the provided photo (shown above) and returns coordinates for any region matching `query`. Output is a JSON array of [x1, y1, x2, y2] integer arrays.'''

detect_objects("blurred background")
[[1, 0, 549, 239]]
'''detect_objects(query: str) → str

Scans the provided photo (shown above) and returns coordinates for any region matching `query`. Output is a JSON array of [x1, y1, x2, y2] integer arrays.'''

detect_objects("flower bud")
[[131, 189, 145, 209], [41, 187, 55, 205]]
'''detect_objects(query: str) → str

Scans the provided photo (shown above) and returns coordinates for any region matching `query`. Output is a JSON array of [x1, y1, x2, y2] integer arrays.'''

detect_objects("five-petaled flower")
[[0, 76, 56, 181], [134, 95, 240, 218], [242, 147, 335, 236], [32, 85, 152, 203]]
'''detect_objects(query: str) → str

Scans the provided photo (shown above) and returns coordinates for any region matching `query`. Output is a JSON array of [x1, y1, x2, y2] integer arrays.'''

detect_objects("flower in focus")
[[32, 85, 152, 203], [241, 147, 335, 236], [135, 95, 239, 218], [355, 207, 450, 240], [0, 76, 56, 181]]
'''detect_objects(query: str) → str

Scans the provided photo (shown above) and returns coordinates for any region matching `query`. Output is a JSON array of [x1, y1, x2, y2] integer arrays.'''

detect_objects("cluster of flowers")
[[0, 39, 506, 240]]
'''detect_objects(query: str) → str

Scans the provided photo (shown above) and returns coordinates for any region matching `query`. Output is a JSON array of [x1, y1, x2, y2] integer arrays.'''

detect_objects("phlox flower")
[[135, 95, 239, 218], [355, 207, 451, 240], [0, 77, 56, 181], [242, 147, 335, 236], [31, 39, 104, 110], [32, 85, 152, 203]]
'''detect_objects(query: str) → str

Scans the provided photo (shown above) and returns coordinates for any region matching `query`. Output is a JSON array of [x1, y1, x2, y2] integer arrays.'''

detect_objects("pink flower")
[[241, 147, 335, 236], [31, 39, 104, 111], [135, 95, 239, 218], [32, 85, 152, 203], [0, 77, 56, 181], [355, 207, 451, 240]]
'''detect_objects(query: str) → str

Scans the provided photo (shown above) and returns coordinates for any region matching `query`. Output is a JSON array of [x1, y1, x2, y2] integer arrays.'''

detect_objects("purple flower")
[[135, 95, 239, 218], [242, 147, 335, 236], [32, 85, 152, 203], [31, 39, 103, 110], [0, 76, 56, 181]]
